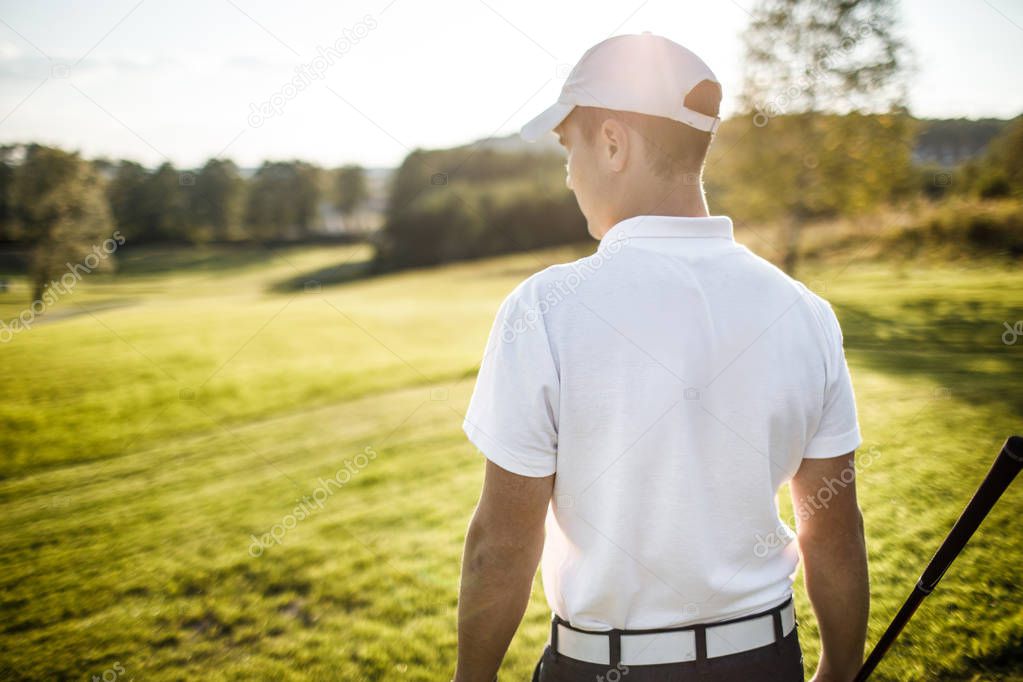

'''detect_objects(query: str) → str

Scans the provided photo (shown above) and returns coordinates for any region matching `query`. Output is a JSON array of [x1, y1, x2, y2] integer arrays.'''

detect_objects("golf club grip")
[[854, 436, 1023, 681]]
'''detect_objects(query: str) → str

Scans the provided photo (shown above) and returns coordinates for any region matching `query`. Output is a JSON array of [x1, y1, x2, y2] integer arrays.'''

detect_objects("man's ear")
[[599, 118, 630, 172]]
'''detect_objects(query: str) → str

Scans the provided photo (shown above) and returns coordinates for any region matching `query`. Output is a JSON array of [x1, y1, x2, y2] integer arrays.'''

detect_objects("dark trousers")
[[531, 626, 804, 681]]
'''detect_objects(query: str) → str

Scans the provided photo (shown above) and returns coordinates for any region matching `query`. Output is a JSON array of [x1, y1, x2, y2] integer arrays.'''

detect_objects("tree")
[[191, 159, 245, 241], [9, 145, 115, 303], [976, 115, 1023, 198], [106, 160, 149, 241], [0, 145, 19, 242], [374, 145, 584, 271], [335, 164, 368, 231], [139, 162, 191, 243], [245, 161, 321, 240], [738, 0, 910, 273]]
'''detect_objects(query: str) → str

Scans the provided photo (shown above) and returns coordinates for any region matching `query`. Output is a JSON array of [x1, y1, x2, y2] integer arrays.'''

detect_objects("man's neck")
[[650, 186, 710, 218], [605, 181, 711, 233]]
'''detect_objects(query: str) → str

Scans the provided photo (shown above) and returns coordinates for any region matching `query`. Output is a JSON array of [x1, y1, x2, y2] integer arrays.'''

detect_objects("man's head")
[[521, 34, 722, 238], [553, 82, 721, 237]]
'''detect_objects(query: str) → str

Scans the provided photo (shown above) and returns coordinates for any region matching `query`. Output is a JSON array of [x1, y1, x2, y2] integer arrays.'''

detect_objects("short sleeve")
[[463, 285, 560, 477], [804, 300, 862, 459]]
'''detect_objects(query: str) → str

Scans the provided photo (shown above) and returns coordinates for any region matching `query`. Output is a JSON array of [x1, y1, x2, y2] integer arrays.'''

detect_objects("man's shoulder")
[[727, 244, 843, 344], [779, 275, 843, 348], [735, 245, 833, 310], [504, 250, 621, 307]]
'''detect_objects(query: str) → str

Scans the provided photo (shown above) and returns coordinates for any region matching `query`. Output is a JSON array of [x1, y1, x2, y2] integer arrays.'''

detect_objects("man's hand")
[[453, 460, 554, 682], [791, 452, 869, 682]]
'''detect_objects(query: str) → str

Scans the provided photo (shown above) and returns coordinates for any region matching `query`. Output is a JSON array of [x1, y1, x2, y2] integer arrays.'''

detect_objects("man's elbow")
[[463, 516, 543, 577]]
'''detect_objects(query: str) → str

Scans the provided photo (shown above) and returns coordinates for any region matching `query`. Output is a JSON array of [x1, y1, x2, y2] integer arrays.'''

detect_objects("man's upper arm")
[[473, 460, 554, 547], [790, 452, 862, 538], [805, 296, 862, 459], [463, 282, 560, 478]]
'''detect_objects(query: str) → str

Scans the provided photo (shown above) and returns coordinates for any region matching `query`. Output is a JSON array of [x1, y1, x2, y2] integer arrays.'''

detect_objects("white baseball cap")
[[520, 33, 721, 142]]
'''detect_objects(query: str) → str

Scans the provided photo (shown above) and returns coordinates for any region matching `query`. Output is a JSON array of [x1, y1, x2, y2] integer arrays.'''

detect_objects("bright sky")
[[1, 0, 1021, 169]]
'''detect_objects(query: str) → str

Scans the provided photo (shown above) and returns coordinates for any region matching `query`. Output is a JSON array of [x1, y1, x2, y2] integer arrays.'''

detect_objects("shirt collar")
[[598, 215, 734, 254]]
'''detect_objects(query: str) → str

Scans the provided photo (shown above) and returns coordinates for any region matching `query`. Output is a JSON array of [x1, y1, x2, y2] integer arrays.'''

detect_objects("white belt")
[[548, 600, 796, 666]]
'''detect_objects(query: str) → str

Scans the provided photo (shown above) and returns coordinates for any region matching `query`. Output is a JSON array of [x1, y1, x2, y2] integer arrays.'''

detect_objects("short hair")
[[567, 79, 722, 180]]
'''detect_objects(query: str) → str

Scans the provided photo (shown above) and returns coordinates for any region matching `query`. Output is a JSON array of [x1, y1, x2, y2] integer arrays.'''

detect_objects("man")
[[454, 33, 868, 682]]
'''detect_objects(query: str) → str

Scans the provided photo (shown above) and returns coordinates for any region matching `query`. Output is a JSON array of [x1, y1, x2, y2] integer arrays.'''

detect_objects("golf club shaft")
[[854, 435, 1023, 682]]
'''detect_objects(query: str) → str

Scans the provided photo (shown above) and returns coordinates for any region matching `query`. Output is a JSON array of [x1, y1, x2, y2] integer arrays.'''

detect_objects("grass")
[[0, 239, 1021, 680]]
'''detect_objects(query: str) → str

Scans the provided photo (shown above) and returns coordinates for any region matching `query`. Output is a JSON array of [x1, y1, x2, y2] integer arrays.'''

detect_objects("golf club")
[[853, 434, 1023, 681]]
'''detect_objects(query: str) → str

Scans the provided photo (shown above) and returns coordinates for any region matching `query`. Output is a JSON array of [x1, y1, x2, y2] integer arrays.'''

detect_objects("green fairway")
[[0, 241, 1021, 680]]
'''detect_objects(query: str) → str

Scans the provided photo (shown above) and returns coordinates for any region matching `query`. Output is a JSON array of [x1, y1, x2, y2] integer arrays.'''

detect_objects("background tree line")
[[0, 147, 370, 247], [99, 158, 369, 244], [373, 146, 584, 271], [0, 146, 371, 303], [2, 108, 1020, 305]]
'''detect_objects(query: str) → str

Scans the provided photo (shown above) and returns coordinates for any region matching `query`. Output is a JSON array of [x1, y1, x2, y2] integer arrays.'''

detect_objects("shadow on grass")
[[35, 298, 139, 324], [116, 240, 363, 278], [117, 247, 274, 276], [835, 299, 1023, 420], [948, 635, 1023, 681], [267, 259, 375, 293]]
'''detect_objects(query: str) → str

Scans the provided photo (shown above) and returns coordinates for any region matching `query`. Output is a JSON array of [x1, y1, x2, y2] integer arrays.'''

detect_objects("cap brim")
[[520, 101, 574, 142]]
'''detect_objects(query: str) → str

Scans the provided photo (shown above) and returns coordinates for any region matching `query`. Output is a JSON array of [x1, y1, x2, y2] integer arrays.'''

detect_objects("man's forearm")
[[454, 523, 543, 682], [801, 518, 870, 681]]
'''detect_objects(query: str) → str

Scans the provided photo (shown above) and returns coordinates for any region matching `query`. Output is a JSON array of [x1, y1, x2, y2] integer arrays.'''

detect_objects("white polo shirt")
[[463, 214, 861, 631]]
